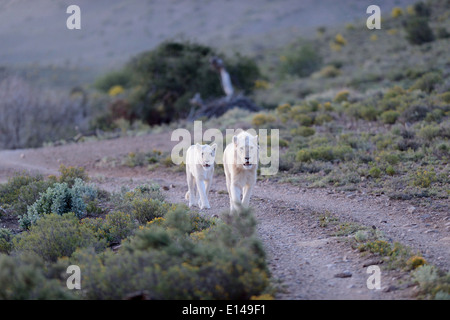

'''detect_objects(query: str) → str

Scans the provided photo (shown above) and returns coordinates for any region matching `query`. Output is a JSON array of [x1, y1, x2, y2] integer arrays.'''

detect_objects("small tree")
[[405, 17, 435, 45]]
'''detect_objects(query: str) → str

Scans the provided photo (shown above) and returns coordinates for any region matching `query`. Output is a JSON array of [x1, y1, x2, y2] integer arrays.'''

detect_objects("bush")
[[411, 168, 436, 188], [334, 90, 350, 103], [400, 104, 431, 122], [404, 17, 435, 45], [369, 166, 382, 178], [251, 113, 277, 127], [279, 42, 322, 78], [132, 198, 176, 225], [412, 2, 431, 18], [317, 65, 341, 78], [20, 178, 97, 229], [14, 213, 105, 262], [122, 41, 260, 125], [410, 72, 443, 93], [0, 253, 75, 299], [296, 145, 353, 162], [418, 124, 441, 141], [93, 68, 134, 93], [71, 208, 270, 300], [0, 228, 13, 254], [82, 211, 136, 245], [406, 255, 427, 270], [0, 173, 53, 216], [380, 110, 400, 124], [0, 76, 88, 149], [391, 7, 403, 18], [291, 126, 316, 137], [57, 164, 89, 187]]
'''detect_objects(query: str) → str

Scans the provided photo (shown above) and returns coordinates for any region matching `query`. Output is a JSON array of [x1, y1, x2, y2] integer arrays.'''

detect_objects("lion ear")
[[253, 135, 258, 142], [195, 143, 202, 150], [210, 143, 217, 151]]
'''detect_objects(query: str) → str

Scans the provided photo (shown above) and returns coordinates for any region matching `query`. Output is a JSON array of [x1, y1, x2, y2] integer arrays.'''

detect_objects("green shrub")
[[14, 213, 105, 262], [57, 164, 89, 187], [131, 198, 175, 225], [400, 104, 430, 122], [71, 208, 270, 300], [251, 113, 277, 127], [440, 92, 450, 103], [410, 72, 443, 93], [406, 255, 427, 270], [293, 113, 314, 126], [0, 173, 54, 216], [296, 145, 353, 162], [418, 124, 441, 141], [358, 240, 391, 255], [314, 113, 333, 125], [279, 42, 322, 78], [385, 166, 396, 176], [404, 17, 435, 45], [124, 41, 260, 125], [0, 228, 13, 254], [20, 178, 97, 229], [436, 27, 450, 39], [412, 1, 431, 18], [411, 265, 450, 300], [82, 211, 136, 245], [0, 253, 75, 299], [369, 166, 382, 178], [93, 68, 134, 93], [334, 90, 350, 103], [380, 110, 400, 124], [291, 126, 315, 137], [360, 105, 380, 121], [317, 65, 341, 78], [412, 265, 439, 289], [411, 168, 436, 188]]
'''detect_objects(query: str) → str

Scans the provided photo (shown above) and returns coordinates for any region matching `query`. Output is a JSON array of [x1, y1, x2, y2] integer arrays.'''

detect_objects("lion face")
[[233, 133, 258, 170], [196, 143, 217, 169]]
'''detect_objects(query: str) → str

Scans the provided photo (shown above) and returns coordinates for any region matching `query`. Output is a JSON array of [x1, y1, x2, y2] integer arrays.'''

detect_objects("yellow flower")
[[108, 85, 124, 97], [334, 33, 347, 46], [391, 7, 403, 18], [387, 29, 398, 35]]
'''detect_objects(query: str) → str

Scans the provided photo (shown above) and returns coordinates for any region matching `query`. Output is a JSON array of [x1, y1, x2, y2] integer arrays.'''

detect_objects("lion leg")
[[224, 165, 233, 210], [186, 172, 197, 207], [242, 184, 253, 208], [230, 183, 242, 214], [197, 180, 210, 209]]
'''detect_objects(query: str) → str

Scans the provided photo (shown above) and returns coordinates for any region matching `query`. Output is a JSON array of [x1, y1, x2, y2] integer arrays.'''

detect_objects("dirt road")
[[1, 132, 448, 299]]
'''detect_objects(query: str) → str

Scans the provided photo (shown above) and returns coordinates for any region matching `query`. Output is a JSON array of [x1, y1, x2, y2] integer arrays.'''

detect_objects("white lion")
[[185, 143, 217, 209], [223, 131, 259, 213]]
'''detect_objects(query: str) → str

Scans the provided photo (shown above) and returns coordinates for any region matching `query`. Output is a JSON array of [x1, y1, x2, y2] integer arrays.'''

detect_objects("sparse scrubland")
[[0, 166, 272, 299], [0, 0, 449, 300]]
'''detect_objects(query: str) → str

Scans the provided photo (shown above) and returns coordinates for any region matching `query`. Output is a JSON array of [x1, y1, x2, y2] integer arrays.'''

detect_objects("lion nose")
[[245, 157, 250, 161]]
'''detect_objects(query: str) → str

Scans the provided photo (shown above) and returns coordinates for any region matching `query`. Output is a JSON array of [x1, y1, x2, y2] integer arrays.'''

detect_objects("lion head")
[[195, 143, 217, 169], [233, 132, 258, 170]]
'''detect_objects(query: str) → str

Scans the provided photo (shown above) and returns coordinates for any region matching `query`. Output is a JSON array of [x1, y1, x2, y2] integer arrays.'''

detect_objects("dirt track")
[[1, 131, 449, 299]]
